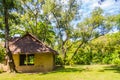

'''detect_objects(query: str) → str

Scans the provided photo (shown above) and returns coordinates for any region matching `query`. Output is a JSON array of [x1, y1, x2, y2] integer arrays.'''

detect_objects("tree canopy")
[[0, 0, 120, 71]]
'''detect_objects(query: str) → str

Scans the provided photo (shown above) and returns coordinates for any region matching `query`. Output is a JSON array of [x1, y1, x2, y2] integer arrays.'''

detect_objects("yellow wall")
[[12, 53, 54, 72]]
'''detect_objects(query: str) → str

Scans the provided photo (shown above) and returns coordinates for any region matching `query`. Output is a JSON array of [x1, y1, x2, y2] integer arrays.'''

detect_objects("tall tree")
[[1, 0, 21, 72], [43, 0, 81, 64], [3, 0, 16, 72], [13, 0, 56, 46], [70, 7, 113, 61]]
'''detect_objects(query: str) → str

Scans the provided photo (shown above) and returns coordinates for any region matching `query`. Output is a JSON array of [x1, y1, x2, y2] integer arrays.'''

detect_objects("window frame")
[[19, 54, 34, 66]]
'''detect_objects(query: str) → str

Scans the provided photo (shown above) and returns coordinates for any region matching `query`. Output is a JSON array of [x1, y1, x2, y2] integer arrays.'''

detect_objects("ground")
[[0, 65, 120, 80]]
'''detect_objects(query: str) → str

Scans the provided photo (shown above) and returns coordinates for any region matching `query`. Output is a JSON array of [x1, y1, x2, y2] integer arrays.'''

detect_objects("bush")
[[73, 52, 92, 65], [55, 56, 64, 65], [112, 58, 120, 65], [111, 51, 120, 65]]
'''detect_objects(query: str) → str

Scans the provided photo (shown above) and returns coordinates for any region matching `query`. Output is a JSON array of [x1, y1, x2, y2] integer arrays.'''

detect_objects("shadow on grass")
[[16, 65, 120, 75], [40, 66, 92, 75], [103, 65, 120, 73], [53, 66, 84, 72]]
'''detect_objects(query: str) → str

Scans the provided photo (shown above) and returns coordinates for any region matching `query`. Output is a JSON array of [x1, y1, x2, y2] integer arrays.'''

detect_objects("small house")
[[9, 33, 58, 72]]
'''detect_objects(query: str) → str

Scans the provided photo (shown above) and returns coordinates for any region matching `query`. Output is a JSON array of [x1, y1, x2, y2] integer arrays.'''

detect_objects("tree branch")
[[70, 42, 84, 60]]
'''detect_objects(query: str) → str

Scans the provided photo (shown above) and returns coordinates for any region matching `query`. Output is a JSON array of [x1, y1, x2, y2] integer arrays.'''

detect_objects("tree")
[[90, 32, 120, 64], [42, 0, 81, 64], [114, 14, 120, 31], [70, 7, 113, 61], [12, 0, 56, 46], [1, 0, 21, 72]]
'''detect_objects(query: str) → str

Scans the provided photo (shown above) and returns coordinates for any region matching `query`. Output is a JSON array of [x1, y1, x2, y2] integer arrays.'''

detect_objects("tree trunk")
[[70, 42, 84, 60], [3, 0, 17, 72], [62, 46, 66, 65]]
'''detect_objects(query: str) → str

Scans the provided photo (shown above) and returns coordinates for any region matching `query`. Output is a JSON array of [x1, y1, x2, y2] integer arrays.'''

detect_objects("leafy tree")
[[1, 0, 22, 72], [42, 0, 81, 64], [12, 0, 56, 46], [72, 32, 120, 65], [1, 0, 119, 67], [70, 8, 104, 59], [89, 32, 120, 64]]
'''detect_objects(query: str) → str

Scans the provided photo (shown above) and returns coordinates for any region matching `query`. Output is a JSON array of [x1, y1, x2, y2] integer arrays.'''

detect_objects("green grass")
[[0, 65, 120, 80]]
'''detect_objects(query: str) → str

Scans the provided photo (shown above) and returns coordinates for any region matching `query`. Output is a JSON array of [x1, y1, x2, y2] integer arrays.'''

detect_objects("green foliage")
[[55, 56, 64, 65], [111, 50, 120, 65], [1, 0, 120, 66], [0, 0, 22, 39], [66, 32, 120, 65], [36, 22, 55, 45]]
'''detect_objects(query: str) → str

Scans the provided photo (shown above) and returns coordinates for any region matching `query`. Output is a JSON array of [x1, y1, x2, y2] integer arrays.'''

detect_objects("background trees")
[[0, 0, 120, 71], [41, 0, 83, 64]]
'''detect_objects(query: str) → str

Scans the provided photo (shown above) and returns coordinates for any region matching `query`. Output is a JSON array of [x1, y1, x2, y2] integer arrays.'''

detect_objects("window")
[[20, 54, 34, 66]]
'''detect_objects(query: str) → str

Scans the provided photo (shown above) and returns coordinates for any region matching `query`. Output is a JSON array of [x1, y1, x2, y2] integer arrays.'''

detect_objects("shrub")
[[55, 56, 64, 65], [112, 58, 120, 65], [110, 50, 120, 65]]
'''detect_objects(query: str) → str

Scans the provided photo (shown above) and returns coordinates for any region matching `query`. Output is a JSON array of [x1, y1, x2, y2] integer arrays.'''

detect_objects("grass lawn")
[[0, 65, 120, 80]]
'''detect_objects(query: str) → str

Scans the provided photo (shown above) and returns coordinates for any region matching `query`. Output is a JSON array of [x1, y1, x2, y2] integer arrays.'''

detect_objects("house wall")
[[12, 53, 54, 72]]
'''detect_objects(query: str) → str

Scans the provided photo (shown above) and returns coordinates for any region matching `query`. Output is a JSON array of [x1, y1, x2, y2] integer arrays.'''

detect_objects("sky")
[[80, 0, 120, 19]]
